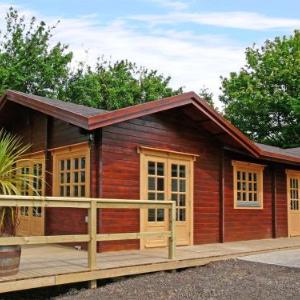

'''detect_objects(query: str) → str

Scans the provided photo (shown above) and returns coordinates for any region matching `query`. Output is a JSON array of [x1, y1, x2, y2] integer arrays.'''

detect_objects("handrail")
[[0, 195, 176, 288]]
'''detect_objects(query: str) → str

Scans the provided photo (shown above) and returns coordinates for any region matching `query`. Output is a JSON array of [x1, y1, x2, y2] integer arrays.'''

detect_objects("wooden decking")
[[2, 237, 300, 293]]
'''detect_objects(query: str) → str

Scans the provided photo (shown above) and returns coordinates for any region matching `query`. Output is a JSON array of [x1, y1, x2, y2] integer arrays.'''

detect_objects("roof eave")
[[5, 90, 90, 130]]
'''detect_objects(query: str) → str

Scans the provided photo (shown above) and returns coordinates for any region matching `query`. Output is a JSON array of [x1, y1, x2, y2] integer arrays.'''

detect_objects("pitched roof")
[[1, 89, 300, 165], [256, 143, 300, 159], [1, 90, 107, 128], [286, 147, 300, 156]]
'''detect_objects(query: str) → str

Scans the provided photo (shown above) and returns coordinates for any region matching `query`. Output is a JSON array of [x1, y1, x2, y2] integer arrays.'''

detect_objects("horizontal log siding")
[[275, 167, 288, 237], [223, 153, 289, 241], [3, 106, 90, 245], [99, 111, 221, 251]]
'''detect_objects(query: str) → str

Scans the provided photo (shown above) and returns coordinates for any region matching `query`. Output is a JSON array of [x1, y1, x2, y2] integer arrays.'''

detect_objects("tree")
[[0, 7, 72, 97], [198, 87, 215, 108], [63, 58, 183, 110], [220, 31, 300, 148], [0, 7, 182, 110]]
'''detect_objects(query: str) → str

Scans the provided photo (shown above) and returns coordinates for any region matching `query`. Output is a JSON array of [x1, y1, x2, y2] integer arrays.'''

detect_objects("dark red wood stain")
[[0, 100, 297, 253]]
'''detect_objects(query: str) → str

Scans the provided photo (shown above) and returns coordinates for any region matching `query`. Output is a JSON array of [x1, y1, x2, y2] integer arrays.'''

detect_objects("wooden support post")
[[219, 148, 225, 243], [168, 202, 176, 259], [272, 167, 277, 239], [88, 200, 97, 289]]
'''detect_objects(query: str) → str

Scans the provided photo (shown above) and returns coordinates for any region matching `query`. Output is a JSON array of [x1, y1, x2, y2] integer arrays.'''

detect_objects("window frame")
[[232, 160, 265, 209], [52, 143, 90, 198]]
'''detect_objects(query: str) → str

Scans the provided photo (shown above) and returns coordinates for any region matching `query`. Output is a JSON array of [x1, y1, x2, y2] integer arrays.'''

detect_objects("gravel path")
[[2, 259, 300, 300]]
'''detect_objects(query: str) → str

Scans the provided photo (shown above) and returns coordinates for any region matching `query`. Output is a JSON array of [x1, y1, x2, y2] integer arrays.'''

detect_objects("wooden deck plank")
[[1, 237, 300, 293]]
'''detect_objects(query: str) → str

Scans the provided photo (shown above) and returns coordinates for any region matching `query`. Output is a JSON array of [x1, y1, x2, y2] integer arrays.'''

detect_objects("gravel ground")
[[2, 259, 300, 300]]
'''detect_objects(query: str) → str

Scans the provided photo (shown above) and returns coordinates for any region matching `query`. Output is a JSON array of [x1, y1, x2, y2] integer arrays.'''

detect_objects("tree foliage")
[[0, 7, 182, 110], [220, 31, 300, 148], [0, 7, 73, 97], [198, 86, 215, 108], [63, 59, 182, 110]]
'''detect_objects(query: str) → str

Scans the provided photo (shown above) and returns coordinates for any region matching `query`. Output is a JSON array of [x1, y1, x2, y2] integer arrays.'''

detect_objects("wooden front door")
[[140, 149, 194, 248], [17, 157, 45, 236], [287, 171, 300, 236]]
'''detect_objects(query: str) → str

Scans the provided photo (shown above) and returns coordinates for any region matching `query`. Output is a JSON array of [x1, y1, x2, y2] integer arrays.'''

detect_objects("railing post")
[[88, 200, 97, 289], [168, 201, 176, 259]]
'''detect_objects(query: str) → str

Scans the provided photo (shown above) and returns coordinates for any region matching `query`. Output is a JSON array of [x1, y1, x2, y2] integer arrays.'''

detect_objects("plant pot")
[[0, 245, 21, 276]]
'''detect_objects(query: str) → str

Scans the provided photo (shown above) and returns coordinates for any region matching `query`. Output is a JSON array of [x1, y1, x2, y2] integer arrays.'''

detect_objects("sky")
[[0, 0, 299, 107]]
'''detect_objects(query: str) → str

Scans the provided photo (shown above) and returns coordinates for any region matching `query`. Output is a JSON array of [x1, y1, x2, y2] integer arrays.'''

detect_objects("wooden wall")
[[99, 110, 221, 251], [1, 104, 90, 243], [0, 101, 293, 253], [223, 153, 288, 242]]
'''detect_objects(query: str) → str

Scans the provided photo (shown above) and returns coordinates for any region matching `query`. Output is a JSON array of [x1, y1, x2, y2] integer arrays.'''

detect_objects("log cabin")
[[0, 90, 300, 253]]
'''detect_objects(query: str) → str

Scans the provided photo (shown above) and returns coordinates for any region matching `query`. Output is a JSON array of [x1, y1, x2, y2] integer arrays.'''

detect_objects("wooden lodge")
[[1, 90, 300, 251], [1, 90, 300, 292]]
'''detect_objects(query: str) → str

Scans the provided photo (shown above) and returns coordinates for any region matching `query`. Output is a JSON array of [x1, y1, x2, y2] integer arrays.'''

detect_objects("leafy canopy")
[[0, 7, 183, 110], [63, 59, 183, 110], [0, 7, 73, 98], [220, 31, 300, 148]]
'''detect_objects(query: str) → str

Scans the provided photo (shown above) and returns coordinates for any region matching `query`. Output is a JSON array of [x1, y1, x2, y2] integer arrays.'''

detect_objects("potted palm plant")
[[0, 129, 34, 276]]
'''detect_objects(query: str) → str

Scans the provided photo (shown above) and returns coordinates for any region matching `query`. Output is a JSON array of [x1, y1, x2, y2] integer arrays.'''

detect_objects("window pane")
[[242, 192, 246, 201], [148, 192, 155, 200], [179, 165, 186, 178], [171, 193, 177, 201], [60, 160, 64, 171], [74, 186, 78, 196], [60, 173, 64, 184], [179, 194, 185, 207], [157, 163, 164, 176], [157, 209, 164, 221], [242, 172, 246, 180], [237, 171, 241, 180], [80, 185, 85, 197], [242, 182, 246, 191], [254, 183, 257, 191], [148, 162, 155, 175], [66, 186, 70, 196], [60, 186, 64, 196], [74, 158, 79, 170], [171, 164, 177, 177], [157, 193, 164, 200], [179, 179, 186, 192], [248, 173, 252, 181], [148, 209, 155, 222], [66, 172, 70, 183], [81, 157, 86, 169], [81, 171, 85, 183], [148, 177, 155, 190], [171, 179, 178, 192], [179, 209, 186, 221], [157, 178, 164, 191], [66, 159, 71, 170], [74, 172, 79, 183]]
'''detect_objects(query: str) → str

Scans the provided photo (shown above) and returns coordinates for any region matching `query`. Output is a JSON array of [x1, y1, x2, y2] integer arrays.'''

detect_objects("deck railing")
[[0, 195, 176, 287]]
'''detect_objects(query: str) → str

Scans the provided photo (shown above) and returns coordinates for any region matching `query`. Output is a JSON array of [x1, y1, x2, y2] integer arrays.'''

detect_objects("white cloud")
[[51, 16, 244, 107], [149, 0, 189, 11], [132, 11, 300, 30]]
